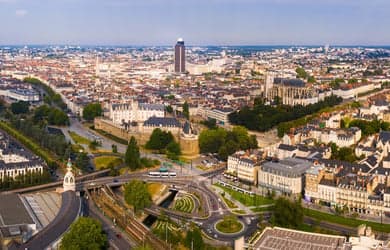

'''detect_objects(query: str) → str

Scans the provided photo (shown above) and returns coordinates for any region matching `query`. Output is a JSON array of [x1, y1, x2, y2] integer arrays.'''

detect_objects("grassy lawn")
[[147, 183, 167, 201], [214, 183, 273, 207], [71, 143, 84, 153], [221, 195, 238, 209], [304, 208, 390, 233], [196, 165, 211, 171], [215, 216, 243, 234], [297, 223, 340, 235], [251, 205, 274, 213], [93, 128, 128, 145], [174, 194, 195, 213], [93, 156, 123, 170], [232, 209, 246, 215], [69, 131, 91, 145]]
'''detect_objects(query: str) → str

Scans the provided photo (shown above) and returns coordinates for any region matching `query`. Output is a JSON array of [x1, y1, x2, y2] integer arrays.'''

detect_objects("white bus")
[[148, 172, 177, 178]]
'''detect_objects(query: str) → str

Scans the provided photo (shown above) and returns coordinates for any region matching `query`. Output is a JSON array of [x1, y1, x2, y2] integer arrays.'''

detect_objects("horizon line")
[[1, 43, 390, 48]]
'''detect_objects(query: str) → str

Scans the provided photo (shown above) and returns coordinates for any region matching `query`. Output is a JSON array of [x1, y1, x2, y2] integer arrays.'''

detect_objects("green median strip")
[[0, 120, 56, 165], [303, 208, 390, 233]]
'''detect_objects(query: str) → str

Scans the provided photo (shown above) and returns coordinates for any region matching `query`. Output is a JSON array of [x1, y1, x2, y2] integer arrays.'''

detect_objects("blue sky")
[[0, 0, 389, 45]]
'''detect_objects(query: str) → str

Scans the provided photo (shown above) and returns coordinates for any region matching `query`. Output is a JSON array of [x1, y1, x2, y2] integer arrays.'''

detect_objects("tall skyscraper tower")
[[174, 38, 185, 73]]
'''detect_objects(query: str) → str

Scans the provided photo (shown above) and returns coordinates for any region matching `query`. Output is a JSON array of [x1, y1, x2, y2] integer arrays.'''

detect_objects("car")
[[113, 179, 118, 183], [116, 233, 121, 238]]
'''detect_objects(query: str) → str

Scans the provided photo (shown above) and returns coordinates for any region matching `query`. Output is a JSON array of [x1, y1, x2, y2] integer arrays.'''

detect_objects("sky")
[[0, 0, 389, 46]]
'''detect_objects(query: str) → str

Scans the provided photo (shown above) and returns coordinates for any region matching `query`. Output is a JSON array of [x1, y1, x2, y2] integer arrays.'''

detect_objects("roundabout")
[[214, 215, 245, 235]]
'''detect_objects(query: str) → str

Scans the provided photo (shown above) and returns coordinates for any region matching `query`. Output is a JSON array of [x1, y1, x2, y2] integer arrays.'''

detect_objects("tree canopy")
[[184, 226, 205, 250], [199, 126, 257, 160], [145, 128, 174, 151], [271, 197, 303, 229], [345, 119, 389, 136], [125, 136, 141, 170], [82, 103, 102, 121], [34, 105, 69, 125], [166, 141, 181, 160], [229, 96, 342, 136], [11, 101, 30, 114], [60, 217, 107, 250], [124, 179, 152, 213], [296, 67, 308, 79], [183, 101, 190, 119]]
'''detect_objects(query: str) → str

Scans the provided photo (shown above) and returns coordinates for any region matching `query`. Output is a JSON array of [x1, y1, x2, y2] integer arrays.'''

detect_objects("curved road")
[[18, 191, 80, 250]]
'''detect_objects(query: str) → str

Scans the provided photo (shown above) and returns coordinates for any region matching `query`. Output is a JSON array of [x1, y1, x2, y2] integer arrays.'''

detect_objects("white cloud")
[[15, 9, 27, 17]]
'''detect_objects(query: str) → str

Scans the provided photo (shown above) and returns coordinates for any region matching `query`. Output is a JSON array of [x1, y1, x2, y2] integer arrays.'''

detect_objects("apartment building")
[[258, 158, 312, 195], [227, 150, 262, 185]]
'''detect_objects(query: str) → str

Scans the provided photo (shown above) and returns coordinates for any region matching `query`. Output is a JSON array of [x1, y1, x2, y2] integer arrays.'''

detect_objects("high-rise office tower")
[[174, 38, 185, 73]]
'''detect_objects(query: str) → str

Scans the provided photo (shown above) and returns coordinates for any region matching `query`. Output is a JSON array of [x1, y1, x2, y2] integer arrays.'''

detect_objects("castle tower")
[[63, 158, 76, 192]]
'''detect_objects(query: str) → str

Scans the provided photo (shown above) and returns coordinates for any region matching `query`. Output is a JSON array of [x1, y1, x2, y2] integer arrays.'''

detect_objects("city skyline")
[[0, 0, 390, 46]]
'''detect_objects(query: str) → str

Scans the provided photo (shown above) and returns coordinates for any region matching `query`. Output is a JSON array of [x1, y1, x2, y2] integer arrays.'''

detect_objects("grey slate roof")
[[0, 194, 34, 226], [143, 117, 181, 127]]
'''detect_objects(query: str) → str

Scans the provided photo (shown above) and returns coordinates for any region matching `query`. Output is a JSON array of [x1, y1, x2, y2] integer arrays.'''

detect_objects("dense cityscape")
[[1, 1, 390, 250]]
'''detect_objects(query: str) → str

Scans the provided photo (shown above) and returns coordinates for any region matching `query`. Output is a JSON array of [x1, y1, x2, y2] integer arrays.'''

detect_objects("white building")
[[205, 107, 234, 126], [110, 100, 165, 125], [227, 151, 262, 184], [0, 89, 40, 102], [258, 158, 312, 195]]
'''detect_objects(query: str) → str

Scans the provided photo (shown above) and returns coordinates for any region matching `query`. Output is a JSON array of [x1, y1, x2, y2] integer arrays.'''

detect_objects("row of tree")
[[34, 104, 69, 125], [199, 126, 258, 160], [229, 96, 342, 136], [10, 117, 70, 160], [0, 170, 52, 191], [23, 77, 67, 111]]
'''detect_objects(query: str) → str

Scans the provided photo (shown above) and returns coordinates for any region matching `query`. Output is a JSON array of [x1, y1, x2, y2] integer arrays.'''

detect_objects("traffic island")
[[214, 215, 244, 235]]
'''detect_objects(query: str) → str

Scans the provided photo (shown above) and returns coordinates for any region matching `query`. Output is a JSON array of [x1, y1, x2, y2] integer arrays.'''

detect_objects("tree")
[[11, 101, 30, 114], [199, 126, 258, 160], [111, 144, 118, 153], [75, 152, 90, 172], [271, 197, 303, 229], [308, 75, 316, 83], [60, 217, 107, 250], [89, 140, 101, 150], [145, 128, 174, 151], [124, 179, 152, 213], [82, 103, 102, 121], [296, 67, 308, 79], [184, 226, 205, 250], [125, 136, 141, 170], [165, 105, 173, 114], [34, 105, 69, 125], [182, 101, 190, 120], [166, 141, 181, 160]]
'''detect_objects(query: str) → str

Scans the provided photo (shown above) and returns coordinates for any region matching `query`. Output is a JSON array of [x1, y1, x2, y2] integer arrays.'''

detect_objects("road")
[[18, 191, 80, 250]]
